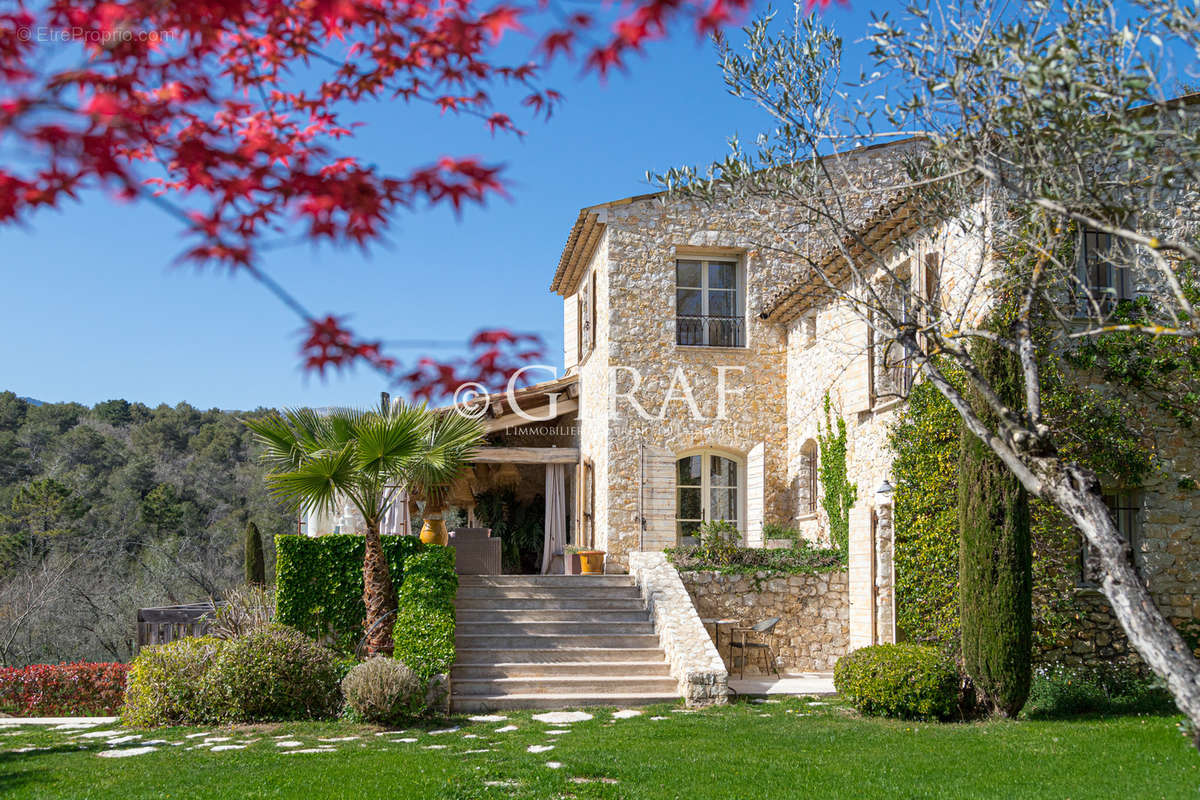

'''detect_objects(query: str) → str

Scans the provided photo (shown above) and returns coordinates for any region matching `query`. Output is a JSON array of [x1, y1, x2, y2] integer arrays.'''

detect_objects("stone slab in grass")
[[531, 712, 592, 724], [98, 747, 157, 758]]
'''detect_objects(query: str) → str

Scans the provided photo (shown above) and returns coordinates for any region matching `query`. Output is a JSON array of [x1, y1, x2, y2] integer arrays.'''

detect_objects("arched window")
[[799, 440, 818, 516], [675, 450, 743, 546]]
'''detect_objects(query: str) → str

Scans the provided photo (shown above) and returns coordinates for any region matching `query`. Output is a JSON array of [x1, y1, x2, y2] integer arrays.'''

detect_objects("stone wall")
[[629, 552, 729, 705], [679, 568, 850, 672]]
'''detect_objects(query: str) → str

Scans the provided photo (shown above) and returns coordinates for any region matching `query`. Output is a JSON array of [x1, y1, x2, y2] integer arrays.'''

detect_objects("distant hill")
[[17, 396, 43, 406]]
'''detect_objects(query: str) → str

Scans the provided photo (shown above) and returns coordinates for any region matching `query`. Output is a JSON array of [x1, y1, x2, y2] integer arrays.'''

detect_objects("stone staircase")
[[451, 575, 678, 712]]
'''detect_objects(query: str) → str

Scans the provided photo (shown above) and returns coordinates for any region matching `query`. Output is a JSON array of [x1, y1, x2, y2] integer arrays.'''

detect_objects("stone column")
[[873, 483, 896, 645]]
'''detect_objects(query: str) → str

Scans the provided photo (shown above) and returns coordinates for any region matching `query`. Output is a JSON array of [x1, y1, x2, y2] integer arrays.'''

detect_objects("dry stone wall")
[[679, 568, 850, 672]]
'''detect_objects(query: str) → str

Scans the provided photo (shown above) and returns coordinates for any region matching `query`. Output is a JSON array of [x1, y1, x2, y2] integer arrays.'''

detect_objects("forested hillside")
[[0, 392, 293, 666]]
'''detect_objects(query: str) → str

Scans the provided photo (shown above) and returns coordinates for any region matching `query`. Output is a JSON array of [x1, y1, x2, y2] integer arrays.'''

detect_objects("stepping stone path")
[[211, 745, 246, 752], [545, 729, 570, 735], [494, 725, 518, 733], [545, 761, 563, 769], [428, 728, 459, 735], [612, 710, 642, 719], [424, 744, 448, 750], [98, 746, 157, 758], [79, 730, 123, 739], [527, 744, 554, 753], [468, 715, 507, 722], [317, 736, 358, 742], [393, 738, 418, 743], [105, 735, 141, 745], [531, 712, 592, 724], [284, 748, 335, 755], [184, 732, 212, 739], [276, 741, 303, 748]]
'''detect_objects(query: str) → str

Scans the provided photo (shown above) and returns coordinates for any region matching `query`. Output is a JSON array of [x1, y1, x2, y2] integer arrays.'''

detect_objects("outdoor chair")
[[728, 616, 782, 679], [448, 528, 501, 575]]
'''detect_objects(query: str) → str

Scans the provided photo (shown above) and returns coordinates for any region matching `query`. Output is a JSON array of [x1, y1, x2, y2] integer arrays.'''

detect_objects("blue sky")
[[0, 2, 876, 410]]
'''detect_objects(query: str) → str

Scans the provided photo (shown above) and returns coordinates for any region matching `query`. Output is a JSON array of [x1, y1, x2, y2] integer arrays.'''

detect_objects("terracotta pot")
[[578, 550, 605, 574], [420, 517, 448, 546]]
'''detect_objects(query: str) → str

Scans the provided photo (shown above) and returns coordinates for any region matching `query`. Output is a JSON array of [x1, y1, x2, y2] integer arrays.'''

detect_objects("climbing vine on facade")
[[817, 393, 857, 555]]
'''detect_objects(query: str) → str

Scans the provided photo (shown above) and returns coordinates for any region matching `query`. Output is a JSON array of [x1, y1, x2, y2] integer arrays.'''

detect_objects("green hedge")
[[275, 534, 422, 653], [393, 547, 457, 681], [833, 643, 959, 720]]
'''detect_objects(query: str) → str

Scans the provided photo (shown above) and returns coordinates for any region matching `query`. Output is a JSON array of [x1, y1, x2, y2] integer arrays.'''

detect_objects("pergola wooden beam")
[[472, 447, 579, 464]]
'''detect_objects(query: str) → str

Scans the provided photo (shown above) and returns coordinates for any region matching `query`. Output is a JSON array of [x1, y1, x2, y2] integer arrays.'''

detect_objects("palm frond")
[[242, 413, 308, 470], [266, 444, 359, 516], [405, 409, 485, 497], [354, 409, 429, 477]]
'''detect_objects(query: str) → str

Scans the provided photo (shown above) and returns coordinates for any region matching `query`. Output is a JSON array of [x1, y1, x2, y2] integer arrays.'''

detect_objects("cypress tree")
[[958, 337, 1033, 717], [244, 520, 266, 585]]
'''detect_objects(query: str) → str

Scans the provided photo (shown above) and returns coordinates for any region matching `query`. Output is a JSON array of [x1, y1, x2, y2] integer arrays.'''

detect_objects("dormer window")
[[676, 258, 745, 348]]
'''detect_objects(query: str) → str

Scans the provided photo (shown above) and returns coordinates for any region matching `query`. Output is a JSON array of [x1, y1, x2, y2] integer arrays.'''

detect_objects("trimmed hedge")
[[275, 533, 422, 652], [834, 643, 959, 720], [0, 662, 129, 717], [393, 546, 457, 681]]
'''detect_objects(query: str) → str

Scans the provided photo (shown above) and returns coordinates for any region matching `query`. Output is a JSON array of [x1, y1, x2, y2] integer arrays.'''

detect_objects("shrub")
[[696, 520, 741, 566], [393, 546, 457, 682], [666, 538, 844, 575], [122, 636, 224, 727], [207, 584, 274, 640], [0, 662, 128, 717], [1024, 662, 1177, 718], [834, 643, 959, 720], [275, 534, 421, 652], [341, 657, 423, 724], [203, 625, 341, 723]]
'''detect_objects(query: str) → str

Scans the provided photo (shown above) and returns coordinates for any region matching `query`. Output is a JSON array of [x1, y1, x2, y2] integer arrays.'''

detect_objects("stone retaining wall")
[[629, 552, 729, 706], [679, 569, 850, 672]]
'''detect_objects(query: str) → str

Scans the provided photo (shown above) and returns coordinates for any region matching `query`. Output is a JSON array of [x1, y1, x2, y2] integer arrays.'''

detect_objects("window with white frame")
[[676, 258, 744, 347], [1080, 491, 1141, 586], [675, 451, 742, 545]]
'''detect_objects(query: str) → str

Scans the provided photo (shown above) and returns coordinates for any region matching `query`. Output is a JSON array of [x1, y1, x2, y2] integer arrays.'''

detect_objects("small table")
[[700, 618, 739, 667]]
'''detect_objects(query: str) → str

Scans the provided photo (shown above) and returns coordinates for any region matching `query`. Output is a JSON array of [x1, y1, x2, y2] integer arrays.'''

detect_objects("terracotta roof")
[[760, 192, 926, 325], [548, 191, 664, 297]]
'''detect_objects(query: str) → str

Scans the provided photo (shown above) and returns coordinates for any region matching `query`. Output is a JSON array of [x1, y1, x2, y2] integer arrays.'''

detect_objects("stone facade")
[[629, 552, 729, 705], [550, 143, 1198, 670], [679, 569, 849, 672]]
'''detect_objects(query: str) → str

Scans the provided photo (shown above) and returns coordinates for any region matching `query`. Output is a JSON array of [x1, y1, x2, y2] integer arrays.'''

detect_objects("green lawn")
[[0, 698, 1195, 799]]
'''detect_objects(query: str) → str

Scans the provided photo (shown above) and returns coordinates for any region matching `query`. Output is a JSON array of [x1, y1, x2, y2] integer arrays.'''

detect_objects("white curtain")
[[381, 486, 412, 535], [542, 464, 567, 574]]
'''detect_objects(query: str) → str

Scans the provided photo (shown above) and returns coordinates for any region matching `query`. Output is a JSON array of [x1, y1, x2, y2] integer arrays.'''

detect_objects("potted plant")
[[407, 412, 486, 547], [564, 545, 584, 575], [577, 548, 605, 574]]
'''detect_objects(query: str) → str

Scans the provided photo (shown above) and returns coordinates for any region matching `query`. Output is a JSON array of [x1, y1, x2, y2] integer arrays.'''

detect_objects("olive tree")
[[656, 0, 1200, 740]]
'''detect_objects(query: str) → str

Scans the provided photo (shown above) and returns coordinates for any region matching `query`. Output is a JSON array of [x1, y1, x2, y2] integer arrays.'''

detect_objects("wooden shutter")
[[639, 444, 676, 551], [746, 443, 765, 547], [843, 309, 874, 413]]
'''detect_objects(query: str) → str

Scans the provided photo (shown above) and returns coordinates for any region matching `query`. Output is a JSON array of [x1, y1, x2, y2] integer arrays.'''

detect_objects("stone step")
[[451, 693, 679, 712], [452, 675, 679, 696], [455, 621, 655, 636], [452, 661, 671, 680], [454, 647, 667, 664], [455, 596, 647, 611], [456, 586, 642, 600], [455, 633, 662, 650], [459, 575, 633, 588], [456, 609, 652, 624]]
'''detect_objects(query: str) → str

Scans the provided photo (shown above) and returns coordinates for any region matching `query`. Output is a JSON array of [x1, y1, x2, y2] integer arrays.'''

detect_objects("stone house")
[[540, 140, 1199, 669]]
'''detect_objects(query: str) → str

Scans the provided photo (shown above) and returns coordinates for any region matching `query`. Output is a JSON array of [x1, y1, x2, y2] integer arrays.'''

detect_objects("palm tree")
[[243, 399, 482, 656]]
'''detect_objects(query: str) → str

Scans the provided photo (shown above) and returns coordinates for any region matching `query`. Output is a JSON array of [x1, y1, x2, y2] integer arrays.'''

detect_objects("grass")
[[0, 697, 1195, 799]]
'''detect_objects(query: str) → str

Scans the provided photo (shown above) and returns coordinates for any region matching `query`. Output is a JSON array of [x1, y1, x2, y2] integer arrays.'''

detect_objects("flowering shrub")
[[0, 662, 129, 717]]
